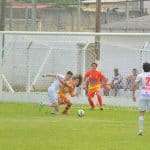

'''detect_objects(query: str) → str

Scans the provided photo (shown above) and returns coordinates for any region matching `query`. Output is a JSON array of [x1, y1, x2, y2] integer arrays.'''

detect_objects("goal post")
[[139, 41, 150, 69]]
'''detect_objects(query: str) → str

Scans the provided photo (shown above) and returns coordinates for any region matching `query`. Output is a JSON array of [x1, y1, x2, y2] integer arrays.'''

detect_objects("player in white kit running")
[[132, 62, 150, 135], [43, 71, 73, 114]]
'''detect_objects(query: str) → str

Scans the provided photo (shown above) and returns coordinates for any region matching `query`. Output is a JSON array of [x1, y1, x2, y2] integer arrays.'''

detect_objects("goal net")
[[0, 32, 150, 107]]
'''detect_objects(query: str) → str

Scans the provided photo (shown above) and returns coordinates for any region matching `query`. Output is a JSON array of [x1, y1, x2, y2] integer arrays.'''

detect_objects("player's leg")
[[138, 111, 145, 135], [114, 84, 118, 96], [85, 83, 95, 109], [111, 83, 117, 96], [87, 92, 95, 109], [96, 93, 103, 110], [62, 99, 72, 114], [84, 83, 94, 108], [138, 99, 147, 135], [50, 101, 59, 113], [94, 85, 103, 110], [58, 93, 72, 114], [140, 100, 150, 134], [48, 87, 59, 114]]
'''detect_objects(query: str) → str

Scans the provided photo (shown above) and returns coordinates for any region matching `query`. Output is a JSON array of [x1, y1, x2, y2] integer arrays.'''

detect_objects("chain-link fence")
[[0, 32, 150, 107]]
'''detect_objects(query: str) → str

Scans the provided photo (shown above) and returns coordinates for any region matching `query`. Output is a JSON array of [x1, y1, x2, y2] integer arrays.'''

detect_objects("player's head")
[[72, 74, 83, 87], [143, 62, 150, 72], [91, 63, 98, 70], [114, 68, 119, 76], [65, 71, 73, 80]]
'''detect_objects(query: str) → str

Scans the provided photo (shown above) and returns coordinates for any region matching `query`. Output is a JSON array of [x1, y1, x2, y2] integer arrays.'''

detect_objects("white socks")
[[138, 116, 144, 132]]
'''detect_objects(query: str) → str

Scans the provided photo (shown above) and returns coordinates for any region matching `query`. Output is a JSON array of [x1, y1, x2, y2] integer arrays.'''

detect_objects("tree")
[[16, 0, 78, 4], [140, 0, 144, 16], [0, 0, 6, 31], [95, 0, 101, 61]]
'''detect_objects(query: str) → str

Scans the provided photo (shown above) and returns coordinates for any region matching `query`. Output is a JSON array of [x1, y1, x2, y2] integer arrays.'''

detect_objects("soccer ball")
[[77, 109, 85, 117]]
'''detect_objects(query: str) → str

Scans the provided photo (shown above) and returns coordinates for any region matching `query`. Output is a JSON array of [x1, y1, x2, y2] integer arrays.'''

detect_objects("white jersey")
[[135, 72, 150, 99], [49, 74, 65, 92]]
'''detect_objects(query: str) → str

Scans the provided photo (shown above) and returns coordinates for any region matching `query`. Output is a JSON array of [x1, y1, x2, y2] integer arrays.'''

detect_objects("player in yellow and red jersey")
[[58, 75, 82, 114], [83, 63, 109, 110]]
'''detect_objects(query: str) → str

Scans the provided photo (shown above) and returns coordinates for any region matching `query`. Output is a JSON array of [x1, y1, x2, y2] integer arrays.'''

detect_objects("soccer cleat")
[[100, 107, 104, 110], [51, 111, 58, 115], [137, 130, 143, 136], [39, 102, 44, 111], [51, 109, 59, 115], [62, 110, 68, 115], [88, 107, 95, 111]]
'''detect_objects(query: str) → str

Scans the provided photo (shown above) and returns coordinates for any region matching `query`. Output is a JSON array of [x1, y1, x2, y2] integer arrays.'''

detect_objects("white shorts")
[[48, 87, 58, 104], [139, 98, 150, 112]]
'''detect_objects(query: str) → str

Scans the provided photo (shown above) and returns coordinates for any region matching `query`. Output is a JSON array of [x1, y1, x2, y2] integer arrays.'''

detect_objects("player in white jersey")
[[43, 71, 73, 114], [132, 62, 150, 135]]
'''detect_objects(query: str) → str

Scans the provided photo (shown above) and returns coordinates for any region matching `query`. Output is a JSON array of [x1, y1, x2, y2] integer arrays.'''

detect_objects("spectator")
[[125, 68, 138, 91], [111, 68, 123, 96]]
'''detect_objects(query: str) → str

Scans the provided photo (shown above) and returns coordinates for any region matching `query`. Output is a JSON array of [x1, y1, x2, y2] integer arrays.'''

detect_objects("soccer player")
[[42, 71, 73, 114], [132, 62, 150, 135], [58, 74, 82, 114], [83, 63, 108, 110]]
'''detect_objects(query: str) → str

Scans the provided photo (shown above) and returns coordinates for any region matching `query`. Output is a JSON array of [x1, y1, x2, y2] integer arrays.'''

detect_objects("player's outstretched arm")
[[42, 74, 56, 78]]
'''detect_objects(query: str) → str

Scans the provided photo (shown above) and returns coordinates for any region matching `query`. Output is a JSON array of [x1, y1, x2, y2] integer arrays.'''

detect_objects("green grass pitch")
[[0, 102, 150, 150]]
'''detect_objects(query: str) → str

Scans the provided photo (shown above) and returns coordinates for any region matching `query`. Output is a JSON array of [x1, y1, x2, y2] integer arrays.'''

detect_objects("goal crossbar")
[[1, 31, 150, 36]]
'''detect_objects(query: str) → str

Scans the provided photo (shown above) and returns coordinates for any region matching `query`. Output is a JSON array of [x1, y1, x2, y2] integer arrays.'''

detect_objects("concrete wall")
[[5, 7, 128, 31]]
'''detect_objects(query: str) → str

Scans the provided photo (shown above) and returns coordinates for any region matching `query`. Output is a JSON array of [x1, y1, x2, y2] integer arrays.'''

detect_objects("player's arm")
[[70, 90, 76, 97], [83, 71, 89, 90], [101, 73, 108, 85], [83, 72, 88, 83], [65, 81, 74, 89], [42, 74, 56, 78], [42, 73, 64, 82], [100, 73, 111, 90], [132, 75, 141, 102], [132, 81, 138, 102], [70, 86, 79, 97]]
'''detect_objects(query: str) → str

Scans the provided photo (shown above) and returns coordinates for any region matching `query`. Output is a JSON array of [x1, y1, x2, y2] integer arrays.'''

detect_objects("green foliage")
[[16, 0, 78, 5]]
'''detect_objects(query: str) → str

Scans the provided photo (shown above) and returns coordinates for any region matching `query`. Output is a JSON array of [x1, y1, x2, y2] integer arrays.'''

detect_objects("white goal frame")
[[139, 42, 150, 71]]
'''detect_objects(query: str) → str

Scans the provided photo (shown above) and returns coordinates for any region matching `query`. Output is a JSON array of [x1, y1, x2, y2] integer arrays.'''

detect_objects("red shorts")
[[87, 84, 101, 98]]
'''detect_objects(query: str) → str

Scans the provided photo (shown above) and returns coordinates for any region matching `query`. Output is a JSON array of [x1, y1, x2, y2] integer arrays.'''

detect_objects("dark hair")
[[73, 74, 83, 87], [66, 71, 73, 76], [132, 68, 137, 73], [114, 68, 118, 72], [143, 62, 150, 72], [132, 68, 137, 71], [91, 63, 98, 67]]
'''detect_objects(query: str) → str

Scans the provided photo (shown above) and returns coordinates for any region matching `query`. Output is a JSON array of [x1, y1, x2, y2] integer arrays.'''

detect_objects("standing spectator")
[[111, 68, 123, 96], [125, 68, 138, 91]]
